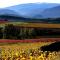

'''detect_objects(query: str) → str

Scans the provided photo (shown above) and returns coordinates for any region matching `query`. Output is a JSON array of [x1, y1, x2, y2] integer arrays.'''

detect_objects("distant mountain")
[[0, 9, 27, 21], [0, 9, 20, 16], [42, 6, 60, 18], [0, 3, 60, 20], [6, 3, 60, 18]]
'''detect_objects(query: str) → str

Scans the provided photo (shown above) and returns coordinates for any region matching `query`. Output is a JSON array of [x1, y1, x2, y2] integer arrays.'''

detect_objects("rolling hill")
[[5, 3, 60, 18], [0, 3, 60, 21], [42, 6, 60, 18], [0, 9, 20, 16]]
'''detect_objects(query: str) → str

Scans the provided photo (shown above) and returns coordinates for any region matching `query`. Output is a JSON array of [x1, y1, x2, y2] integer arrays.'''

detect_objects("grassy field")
[[0, 42, 60, 60], [0, 42, 52, 50], [0, 21, 60, 28], [0, 21, 60, 60]]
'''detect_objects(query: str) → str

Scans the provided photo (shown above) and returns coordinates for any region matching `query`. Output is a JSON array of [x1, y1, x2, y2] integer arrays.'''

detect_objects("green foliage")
[[0, 24, 60, 39], [0, 27, 3, 39]]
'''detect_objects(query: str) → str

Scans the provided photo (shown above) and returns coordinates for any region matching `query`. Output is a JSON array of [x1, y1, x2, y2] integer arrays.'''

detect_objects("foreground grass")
[[0, 42, 52, 50], [0, 42, 60, 60]]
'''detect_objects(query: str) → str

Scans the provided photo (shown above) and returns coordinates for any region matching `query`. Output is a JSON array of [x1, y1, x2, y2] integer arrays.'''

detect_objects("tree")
[[0, 27, 3, 39], [4, 24, 20, 39]]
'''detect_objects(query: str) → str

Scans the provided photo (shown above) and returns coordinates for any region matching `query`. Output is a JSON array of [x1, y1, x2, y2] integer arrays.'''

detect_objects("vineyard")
[[0, 42, 52, 60], [0, 21, 59, 60], [0, 42, 60, 60]]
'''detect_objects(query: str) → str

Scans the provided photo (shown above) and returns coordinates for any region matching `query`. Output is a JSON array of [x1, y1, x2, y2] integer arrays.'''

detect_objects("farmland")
[[0, 40, 52, 60], [0, 21, 60, 39], [0, 39, 51, 60], [1, 21, 60, 28], [0, 38, 59, 60], [0, 41, 51, 50], [0, 21, 60, 60], [0, 41, 60, 60]]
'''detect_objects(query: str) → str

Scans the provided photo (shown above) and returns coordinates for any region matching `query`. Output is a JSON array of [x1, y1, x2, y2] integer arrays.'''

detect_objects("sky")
[[0, 0, 60, 8]]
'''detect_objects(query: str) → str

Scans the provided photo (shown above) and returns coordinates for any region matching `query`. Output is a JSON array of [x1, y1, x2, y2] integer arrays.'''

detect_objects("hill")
[[42, 6, 60, 18], [6, 3, 60, 18]]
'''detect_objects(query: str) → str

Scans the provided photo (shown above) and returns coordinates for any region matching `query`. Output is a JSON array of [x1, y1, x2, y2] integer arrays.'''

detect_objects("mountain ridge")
[[42, 5, 60, 18], [0, 3, 60, 19], [5, 3, 60, 18]]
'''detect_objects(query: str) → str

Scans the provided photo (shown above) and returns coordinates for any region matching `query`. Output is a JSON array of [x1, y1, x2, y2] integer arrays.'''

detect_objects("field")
[[0, 41, 52, 60], [0, 21, 60, 60], [0, 41, 52, 50], [0, 38, 53, 50], [0, 41, 60, 60], [1, 21, 60, 28]]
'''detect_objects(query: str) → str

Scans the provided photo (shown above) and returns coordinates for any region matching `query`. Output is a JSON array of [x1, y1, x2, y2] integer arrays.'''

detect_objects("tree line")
[[0, 24, 60, 39], [0, 24, 38, 39]]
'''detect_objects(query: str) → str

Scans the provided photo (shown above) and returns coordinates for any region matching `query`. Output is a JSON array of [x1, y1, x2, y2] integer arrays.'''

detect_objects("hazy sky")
[[0, 0, 60, 8]]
